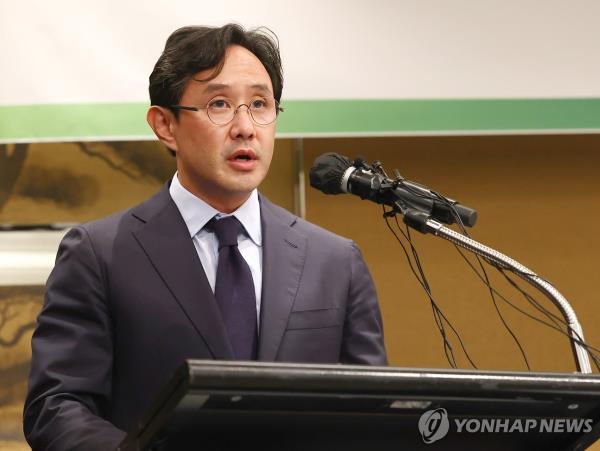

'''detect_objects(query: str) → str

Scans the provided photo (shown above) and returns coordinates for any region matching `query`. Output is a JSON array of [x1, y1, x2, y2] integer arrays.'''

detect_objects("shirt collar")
[[169, 173, 262, 246]]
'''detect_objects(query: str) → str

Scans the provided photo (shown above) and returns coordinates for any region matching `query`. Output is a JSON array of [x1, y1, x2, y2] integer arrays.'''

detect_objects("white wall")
[[1, 0, 599, 105]]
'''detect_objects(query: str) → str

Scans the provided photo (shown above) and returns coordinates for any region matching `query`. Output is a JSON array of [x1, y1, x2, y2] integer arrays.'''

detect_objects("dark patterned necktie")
[[207, 216, 258, 360]]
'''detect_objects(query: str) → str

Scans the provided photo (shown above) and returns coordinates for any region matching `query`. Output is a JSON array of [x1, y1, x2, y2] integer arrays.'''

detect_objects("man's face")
[[169, 45, 276, 212]]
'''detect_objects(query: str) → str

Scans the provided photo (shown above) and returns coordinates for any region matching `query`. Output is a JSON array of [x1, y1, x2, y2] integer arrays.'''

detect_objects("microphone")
[[309, 152, 477, 228]]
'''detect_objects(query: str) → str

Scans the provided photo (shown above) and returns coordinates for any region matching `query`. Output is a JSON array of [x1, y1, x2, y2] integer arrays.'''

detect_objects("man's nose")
[[229, 105, 255, 139]]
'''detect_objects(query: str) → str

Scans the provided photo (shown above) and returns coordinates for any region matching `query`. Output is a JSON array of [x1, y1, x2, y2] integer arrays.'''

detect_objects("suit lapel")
[[131, 187, 234, 360], [258, 196, 307, 361]]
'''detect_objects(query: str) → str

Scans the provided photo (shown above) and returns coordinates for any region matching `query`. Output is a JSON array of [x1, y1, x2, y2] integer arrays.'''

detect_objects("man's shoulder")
[[259, 195, 353, 249], [78, 185, 172, 240], [294, 216, 352, 248]]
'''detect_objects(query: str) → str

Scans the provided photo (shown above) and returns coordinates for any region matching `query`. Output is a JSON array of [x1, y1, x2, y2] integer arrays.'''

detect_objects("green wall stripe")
[[0, 103, 150, 141], [1, 99, 599, 141]]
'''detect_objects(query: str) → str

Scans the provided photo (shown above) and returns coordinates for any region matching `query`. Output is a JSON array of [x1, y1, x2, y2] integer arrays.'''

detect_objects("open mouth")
[[229, 149, 257, 162], [227, 149, 258, 171]]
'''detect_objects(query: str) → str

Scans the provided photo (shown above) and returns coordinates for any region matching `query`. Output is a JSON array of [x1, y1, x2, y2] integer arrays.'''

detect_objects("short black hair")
[[149, 23, 283, 110]]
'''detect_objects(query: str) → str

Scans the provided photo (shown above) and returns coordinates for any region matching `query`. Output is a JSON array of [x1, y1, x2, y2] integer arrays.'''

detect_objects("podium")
[[119, 360, 600, 451]]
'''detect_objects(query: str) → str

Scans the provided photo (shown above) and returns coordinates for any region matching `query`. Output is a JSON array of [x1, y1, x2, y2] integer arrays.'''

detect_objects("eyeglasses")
[[170, 97, 283, 126]]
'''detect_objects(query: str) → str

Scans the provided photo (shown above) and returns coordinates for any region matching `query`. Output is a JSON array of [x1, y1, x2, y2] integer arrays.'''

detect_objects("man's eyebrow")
[[195, 82, 228, 94], [250, 83, 272, 93], [192, 81, 272, 95]]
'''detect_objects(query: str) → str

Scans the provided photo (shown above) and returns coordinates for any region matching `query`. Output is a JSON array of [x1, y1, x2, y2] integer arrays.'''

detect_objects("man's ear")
[[147, 106, 178, 151]]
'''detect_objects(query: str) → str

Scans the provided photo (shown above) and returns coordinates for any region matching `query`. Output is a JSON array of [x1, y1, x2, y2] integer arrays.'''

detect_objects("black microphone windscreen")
[[309, 153, 352, 195]]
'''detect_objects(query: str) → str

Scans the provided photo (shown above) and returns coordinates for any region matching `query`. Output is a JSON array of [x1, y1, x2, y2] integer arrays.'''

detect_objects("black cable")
[[427, 189, 592, 372], [437, 192, 574, 334], [456, 246, 566, 330], [395, 218, 459, 367], [498, 268, 600, 373], [384, 206, 478, 369], [433, 191, 599, 373], [384, 221, 457, 367], [497, 267, 567, 328], [403, 223, 457, 367], [453, 234, 600, 372], [405, 188, 531, 369], [382, 207, 458, 368], [454, 243, 600, 372], [391, 176, 599, 372], [452, 243, 531, 370], [401, 220, 478, 369]]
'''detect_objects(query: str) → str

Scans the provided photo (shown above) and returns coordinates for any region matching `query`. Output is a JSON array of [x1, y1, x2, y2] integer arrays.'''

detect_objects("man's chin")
[[227, 172, 266, 192], [219, 179, 262, 199]]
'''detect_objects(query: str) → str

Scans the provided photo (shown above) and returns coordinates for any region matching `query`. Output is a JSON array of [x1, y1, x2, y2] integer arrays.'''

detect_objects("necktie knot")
[[207, 216, 243, 248]]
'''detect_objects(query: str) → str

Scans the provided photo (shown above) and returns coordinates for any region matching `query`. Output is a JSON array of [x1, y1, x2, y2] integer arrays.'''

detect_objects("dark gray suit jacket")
[[24, 186, 387, 450]]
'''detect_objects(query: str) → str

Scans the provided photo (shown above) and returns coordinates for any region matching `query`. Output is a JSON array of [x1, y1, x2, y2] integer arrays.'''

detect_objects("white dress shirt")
[[169, 173, 263, 324]]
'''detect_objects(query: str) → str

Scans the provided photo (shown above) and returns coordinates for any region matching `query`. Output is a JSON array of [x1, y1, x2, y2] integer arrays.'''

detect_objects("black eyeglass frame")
[[169, 100, 284, 126]]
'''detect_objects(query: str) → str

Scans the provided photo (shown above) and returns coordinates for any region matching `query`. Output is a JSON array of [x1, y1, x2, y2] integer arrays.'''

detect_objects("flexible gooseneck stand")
[[403, 208, 592, 374]]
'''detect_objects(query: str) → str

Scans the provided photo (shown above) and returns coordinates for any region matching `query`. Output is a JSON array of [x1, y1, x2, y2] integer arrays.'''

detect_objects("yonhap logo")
[[418, 408, 450, 444], [416, 408, 594, 444]]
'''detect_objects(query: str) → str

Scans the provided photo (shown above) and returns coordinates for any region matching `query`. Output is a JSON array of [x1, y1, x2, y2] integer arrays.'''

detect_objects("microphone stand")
[[402, 208, 592, 374]]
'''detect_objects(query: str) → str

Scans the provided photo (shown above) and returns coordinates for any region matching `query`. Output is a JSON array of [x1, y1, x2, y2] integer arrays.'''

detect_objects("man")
[[24, 24, 387, 450]]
